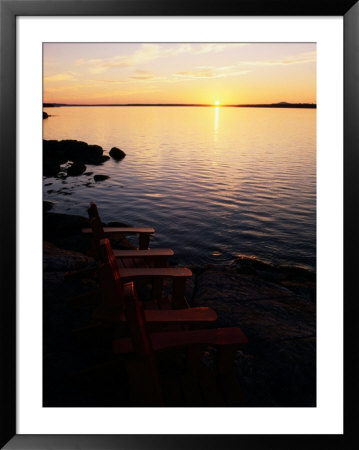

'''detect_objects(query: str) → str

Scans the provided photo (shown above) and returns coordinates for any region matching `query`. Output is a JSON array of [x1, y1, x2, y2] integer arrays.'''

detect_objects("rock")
[[66, 161, 86, 176], [101, 155, 110, 163], [94, 174, 110, 182], [43, 241, 95, 273], [43, 160, 61, 177], [83, 144, 104, 164], [189, 264, 316, 406], [43, 111, 49, 119], [84, 172, 93, 176], [43, 139, 106, 169], [109, 147, 126, 160], [43, 201, 55, 211]]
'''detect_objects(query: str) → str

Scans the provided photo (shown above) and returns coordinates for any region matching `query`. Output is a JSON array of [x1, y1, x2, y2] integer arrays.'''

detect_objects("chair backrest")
[[88, 201, 101, 221], [88, 202, 107, 253], [96, 238, 124, 310], [98, 238, 163, 404]]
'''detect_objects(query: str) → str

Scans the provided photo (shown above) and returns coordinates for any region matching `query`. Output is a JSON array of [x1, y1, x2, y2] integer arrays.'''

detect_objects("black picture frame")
[[1, 0, 357, 448]]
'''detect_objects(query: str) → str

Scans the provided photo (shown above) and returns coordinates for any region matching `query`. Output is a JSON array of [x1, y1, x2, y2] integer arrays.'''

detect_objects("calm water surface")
[[43, 106, 316, 270]]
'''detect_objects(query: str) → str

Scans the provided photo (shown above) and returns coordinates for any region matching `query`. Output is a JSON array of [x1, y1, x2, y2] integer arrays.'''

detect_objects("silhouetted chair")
[[100, 238, 248, 407], [72, 237, 217, 343], [85, 202, 175, 269]]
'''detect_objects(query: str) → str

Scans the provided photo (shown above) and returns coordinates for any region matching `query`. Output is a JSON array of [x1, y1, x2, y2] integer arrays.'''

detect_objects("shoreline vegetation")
[[43, 102, 316, 109], [43, 208, 316, 407]]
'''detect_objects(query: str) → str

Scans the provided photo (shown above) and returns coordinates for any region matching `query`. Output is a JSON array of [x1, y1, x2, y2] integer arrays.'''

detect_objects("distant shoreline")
[[43, 102, 316, 109]]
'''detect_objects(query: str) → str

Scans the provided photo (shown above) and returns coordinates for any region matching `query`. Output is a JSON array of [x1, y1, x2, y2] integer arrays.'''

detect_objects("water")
[[43, 106, 316, 270]]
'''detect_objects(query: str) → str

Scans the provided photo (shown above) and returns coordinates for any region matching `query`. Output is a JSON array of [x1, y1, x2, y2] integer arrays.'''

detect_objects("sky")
[[43, 43, 316, 105]]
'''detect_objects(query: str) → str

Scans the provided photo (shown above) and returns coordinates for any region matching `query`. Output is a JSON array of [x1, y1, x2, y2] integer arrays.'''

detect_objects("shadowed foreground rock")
[[43, 210, 316, 407]]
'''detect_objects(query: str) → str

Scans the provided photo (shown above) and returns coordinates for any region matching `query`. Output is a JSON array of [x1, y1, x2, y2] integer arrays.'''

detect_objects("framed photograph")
[[1, 0, 358, 448]]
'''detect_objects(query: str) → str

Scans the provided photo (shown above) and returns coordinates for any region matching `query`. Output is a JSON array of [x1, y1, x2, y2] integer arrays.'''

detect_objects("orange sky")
[[43, 43, 316, 104]]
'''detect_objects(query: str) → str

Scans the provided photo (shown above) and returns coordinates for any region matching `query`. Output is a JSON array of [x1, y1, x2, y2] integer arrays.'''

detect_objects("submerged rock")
[[109, 147, 126, 160], [94, 174, 110, 182], [66, 161, 87, 176]]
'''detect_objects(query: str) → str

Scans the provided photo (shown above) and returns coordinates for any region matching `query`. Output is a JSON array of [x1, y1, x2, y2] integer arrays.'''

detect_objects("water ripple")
[[44, 106, 316, 269]]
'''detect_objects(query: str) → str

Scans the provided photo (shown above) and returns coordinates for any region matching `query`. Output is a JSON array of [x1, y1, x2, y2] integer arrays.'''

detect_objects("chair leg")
[[172, 278, 189, 309], [216, 345, 238, 374], [139, 233, 151, 250]]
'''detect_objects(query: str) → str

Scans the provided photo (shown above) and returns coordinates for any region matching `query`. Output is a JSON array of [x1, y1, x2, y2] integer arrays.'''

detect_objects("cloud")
[[78, 43, 248, 74], [195, 43, 246, 54], [130, 69, 157, 80], [240, 51, 316, 67], [175, 65, 250, 80], [44, 72, 77, 82]]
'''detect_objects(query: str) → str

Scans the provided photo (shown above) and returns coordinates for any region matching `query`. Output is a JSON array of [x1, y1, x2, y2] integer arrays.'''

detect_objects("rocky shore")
[[43, 139, 126, 178], [43, 209, 316, 407]]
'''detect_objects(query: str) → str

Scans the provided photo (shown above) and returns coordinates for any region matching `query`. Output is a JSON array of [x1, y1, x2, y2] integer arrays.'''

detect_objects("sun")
[[214, 100, 221, 106]]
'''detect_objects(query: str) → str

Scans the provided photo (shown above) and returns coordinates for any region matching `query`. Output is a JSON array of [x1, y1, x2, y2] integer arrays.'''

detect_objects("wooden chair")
[[83, 202, 174, 265], [72, 238, 217, 343], [94, 238, 216, 320], [96, 239, 248, 406], [68, 201, 174, 306]]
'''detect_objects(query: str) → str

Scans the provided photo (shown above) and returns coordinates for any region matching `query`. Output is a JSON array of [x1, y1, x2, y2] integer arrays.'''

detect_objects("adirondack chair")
[[94, 237, 215, 319], [72, 238, 217, 343], [67, 202, 174, 306], [85, 202, 174, 268], [116, 286, 248, 406], [96, 239, 248, 406], [70, 239, 247, 406]]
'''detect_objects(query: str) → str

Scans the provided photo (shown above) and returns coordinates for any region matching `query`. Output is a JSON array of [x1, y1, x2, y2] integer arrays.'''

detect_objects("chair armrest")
[[82, 227, 155, 249], [82, 227, 155, 235], [119, 267, 192, 279], [113, 249, 174, 258], [113, 327, 248, 354], [93, 306, 217, 324]]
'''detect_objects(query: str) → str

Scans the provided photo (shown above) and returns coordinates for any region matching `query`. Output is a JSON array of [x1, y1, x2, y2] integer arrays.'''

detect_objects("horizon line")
[[43, 102, 317, 108]]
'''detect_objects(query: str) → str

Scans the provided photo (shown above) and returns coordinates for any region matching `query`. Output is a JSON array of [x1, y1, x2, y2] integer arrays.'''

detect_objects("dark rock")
[[43, 160, 61, 177], [43, 212, 91, 254], [43, 201, 55, 211], [84, 172, 93, 176], [190, 265, 316, 406], [43, 111, 49, 119], [109, 147, 126, 160], [66, 161, 87, 176], [94, 174, 110, 182], [43, 139, 106, 169], [101, 155, 110, 163], [82, 144, 104, 164]]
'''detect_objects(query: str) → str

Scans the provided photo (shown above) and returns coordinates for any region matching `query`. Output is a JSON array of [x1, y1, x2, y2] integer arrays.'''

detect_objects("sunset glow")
[[43, 43, 316, 105]]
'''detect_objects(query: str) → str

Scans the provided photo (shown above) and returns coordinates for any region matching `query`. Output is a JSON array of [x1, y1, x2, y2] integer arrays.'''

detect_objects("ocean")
[[43, 106, 316, 270]]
